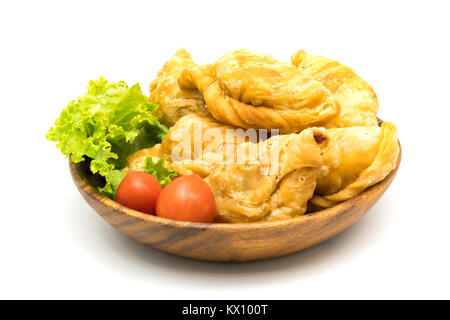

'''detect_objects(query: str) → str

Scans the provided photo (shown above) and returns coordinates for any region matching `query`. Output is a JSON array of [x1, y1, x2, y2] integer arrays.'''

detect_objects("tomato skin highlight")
[[156, 174, 216, 223], [115, 172, 162, 214]]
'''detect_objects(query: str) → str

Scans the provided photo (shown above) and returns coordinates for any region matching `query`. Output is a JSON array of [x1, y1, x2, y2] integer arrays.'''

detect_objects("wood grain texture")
[[69, 144, 401, 262]]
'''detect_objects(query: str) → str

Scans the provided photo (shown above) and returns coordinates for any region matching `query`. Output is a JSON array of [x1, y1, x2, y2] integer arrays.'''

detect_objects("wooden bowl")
[[69, 145, 401, 262]]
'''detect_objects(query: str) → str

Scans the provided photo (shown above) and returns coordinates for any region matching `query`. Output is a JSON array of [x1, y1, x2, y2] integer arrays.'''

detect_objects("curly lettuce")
[[144, 157, 177, 187], [47, 77, 168, 198]]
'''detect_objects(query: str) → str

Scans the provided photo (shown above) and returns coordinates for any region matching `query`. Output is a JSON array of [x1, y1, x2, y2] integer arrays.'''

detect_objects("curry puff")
[[149, 49, 210, 127], [179, 50, 340, 133], [291, 50, 379, 128], [311, 122, 399, 209], [136, 48, 401, 223]]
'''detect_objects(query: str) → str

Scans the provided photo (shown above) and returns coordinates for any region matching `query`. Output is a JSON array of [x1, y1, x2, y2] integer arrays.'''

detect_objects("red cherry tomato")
[[156, 174, 216, 223], [115, 172, 162, 214]]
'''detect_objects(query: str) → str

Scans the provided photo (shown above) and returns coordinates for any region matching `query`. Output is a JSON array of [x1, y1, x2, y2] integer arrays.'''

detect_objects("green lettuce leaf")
[[47, 77, 167, 198], [143, 157, 177, 187]]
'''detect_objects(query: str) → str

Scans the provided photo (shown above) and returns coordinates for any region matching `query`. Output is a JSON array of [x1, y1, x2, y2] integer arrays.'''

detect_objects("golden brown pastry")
[[125, 114, 329, 222], [160, 113, 236, 162], [148, 49, 210, 126], [125, 113, 256, 177], [263, 168, 318, 221], [291, 50, 379, 128], [179, 50, 340, 133], [204, 129, 327, 222], [160, 113, 244, 177], [311, 122, 399, 208]]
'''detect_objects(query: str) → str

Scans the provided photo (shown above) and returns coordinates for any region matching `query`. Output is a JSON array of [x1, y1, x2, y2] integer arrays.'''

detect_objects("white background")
[[1, 0, 449, 299]]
